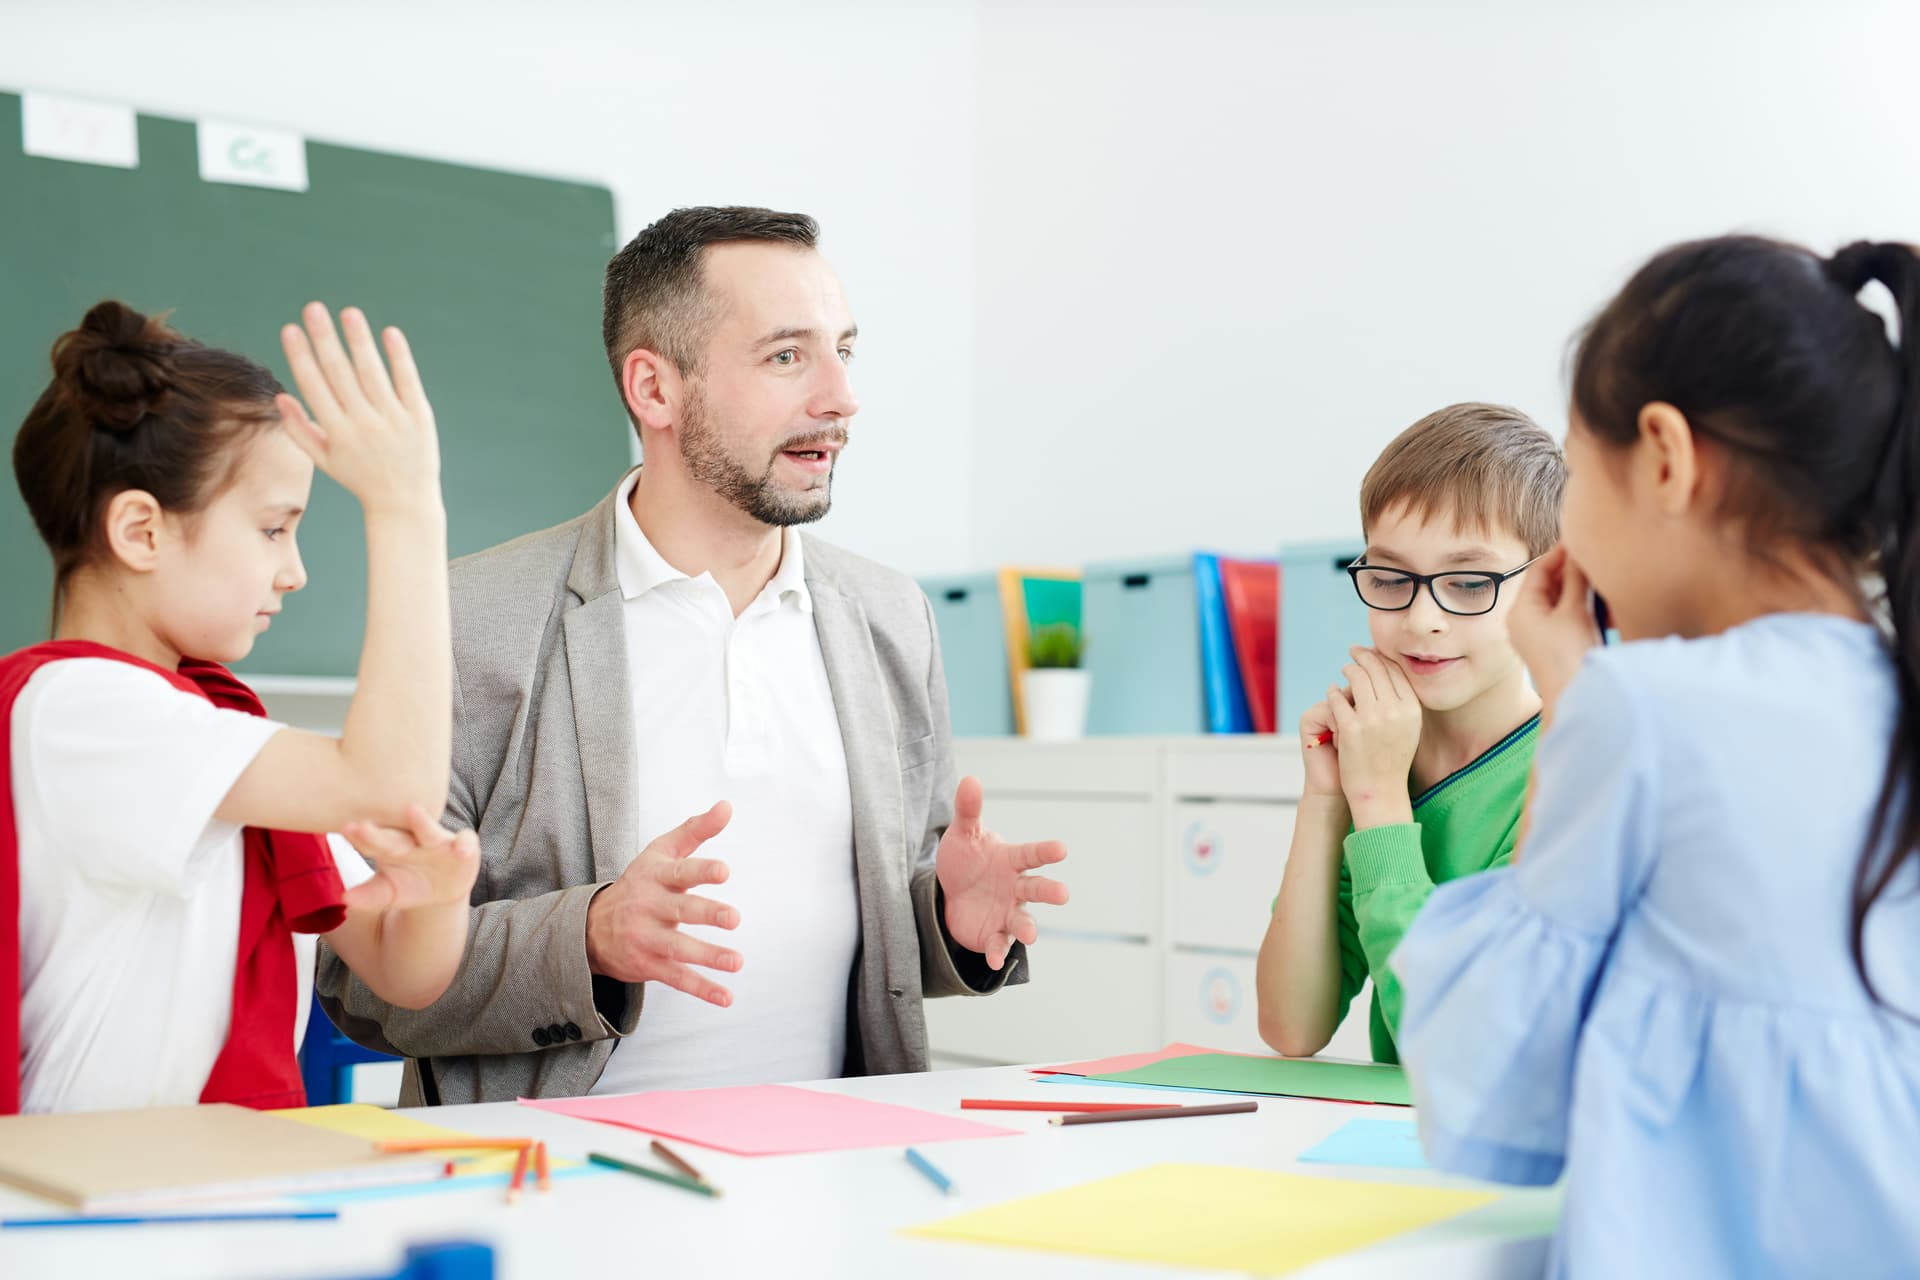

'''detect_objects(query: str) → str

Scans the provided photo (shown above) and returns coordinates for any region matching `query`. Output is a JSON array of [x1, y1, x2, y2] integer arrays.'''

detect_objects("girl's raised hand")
[[277, 303, 440, 514]]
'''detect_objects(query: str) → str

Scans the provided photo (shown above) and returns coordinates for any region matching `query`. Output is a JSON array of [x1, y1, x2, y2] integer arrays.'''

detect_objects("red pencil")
[[1310, 730, 1333, 747], [960, 1099, 1173, 1114], [534, 1141, 551, 1193]]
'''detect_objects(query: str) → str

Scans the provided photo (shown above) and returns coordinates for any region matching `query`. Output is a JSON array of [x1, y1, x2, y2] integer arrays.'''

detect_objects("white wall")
[[8, 1, 1919, 577], [0, 0, 979, 572], [971, 0, 1920, 568]]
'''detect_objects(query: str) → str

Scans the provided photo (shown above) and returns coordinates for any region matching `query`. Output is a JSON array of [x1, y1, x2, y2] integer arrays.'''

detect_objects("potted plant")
[[1023, 622, 1090, 740]]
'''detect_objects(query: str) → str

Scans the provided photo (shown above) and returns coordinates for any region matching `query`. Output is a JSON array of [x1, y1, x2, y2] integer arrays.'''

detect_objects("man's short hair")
[[601, 206, 819, 416], [1360, 402, 1565, 556]]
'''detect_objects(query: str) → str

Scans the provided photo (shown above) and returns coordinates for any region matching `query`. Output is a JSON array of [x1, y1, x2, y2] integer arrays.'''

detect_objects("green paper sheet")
[[1092, 1054, 1412, 1106]]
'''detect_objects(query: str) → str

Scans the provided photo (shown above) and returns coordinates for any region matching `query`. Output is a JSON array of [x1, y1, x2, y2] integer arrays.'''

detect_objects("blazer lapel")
[[564, 477, 640, 884]]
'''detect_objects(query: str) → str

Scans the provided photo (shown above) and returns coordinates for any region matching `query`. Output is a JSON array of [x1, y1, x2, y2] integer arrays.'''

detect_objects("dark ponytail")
[[12, 301, 285, 627], [1569, 234, 1920, 1012], [1832, 243, 1920, 1014]]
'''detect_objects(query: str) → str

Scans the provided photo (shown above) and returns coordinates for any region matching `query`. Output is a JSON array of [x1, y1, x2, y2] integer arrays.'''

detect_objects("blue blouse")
[[1392, 613, 1920, 1278]]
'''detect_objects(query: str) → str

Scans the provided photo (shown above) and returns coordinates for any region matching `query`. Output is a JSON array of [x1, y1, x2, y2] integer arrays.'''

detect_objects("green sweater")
[[1335, 715, 1539, 1064]]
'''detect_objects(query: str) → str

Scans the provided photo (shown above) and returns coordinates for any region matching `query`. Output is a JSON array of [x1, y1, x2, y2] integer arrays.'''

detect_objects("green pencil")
[[588, 1151, 721, 1198]]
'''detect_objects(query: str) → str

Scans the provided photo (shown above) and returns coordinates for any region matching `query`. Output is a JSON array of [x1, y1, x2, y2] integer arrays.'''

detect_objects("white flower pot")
[[1023, 668, 1092, 740]]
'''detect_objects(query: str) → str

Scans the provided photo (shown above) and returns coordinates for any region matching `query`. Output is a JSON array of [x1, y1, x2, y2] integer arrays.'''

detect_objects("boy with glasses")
[[1256, 403, 1565, 1064]]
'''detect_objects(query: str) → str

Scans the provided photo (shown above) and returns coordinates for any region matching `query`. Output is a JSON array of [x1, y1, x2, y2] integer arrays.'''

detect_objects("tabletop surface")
[[0, 1064, 1556, 1280]]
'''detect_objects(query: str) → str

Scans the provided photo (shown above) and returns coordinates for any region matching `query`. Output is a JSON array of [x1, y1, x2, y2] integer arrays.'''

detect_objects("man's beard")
[[677, 384, 844, 527]]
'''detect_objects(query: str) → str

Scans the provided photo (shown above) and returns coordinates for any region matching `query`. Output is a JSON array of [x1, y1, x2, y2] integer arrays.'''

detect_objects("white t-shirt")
[[590, 471, 860, 1095], [12, 658, 370, 1114]]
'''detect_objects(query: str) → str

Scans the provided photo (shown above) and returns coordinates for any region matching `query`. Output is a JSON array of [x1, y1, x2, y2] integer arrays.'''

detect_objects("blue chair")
[[299, 990, 399, 1105]]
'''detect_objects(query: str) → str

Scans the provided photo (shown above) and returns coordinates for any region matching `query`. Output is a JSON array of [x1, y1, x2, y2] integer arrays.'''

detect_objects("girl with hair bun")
[[4, 300, 477, 1115]]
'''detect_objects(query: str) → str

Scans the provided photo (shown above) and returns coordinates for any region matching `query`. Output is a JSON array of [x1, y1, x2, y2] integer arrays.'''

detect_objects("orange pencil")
[[376, 1138, 533, 1153], [507, 1143, 532, 1204], [535, 1141, 552, 1193]]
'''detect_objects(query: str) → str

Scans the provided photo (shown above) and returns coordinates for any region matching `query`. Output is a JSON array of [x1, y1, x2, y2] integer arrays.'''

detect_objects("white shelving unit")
[[929, 735, 1374, 1068]]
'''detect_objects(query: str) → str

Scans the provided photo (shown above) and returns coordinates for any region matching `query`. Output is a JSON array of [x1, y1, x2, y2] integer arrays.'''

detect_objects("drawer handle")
[[1331, 553, 1362, 572], [943, 588, 969, 603], [1122, 573, 1151, 589]]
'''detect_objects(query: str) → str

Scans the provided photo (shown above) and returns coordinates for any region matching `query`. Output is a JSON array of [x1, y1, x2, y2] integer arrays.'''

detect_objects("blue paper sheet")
[[1297, 1118, 1429, 1170]]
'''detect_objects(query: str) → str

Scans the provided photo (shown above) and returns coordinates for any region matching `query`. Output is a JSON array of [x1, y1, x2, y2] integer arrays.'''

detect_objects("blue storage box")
[[1081, 555, 1207, 735], [919, 572, 1014, 737], [1277, 536, 1371, 731]]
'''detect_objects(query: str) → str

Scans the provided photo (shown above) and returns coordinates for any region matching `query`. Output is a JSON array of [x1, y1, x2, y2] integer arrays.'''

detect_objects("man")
[[318, 207, 1068, 1105]]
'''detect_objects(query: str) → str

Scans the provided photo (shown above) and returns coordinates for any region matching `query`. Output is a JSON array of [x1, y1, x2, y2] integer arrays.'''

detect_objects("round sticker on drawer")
[[1183, 821, 1222, 876], [1200, 967, 1241, 1024]]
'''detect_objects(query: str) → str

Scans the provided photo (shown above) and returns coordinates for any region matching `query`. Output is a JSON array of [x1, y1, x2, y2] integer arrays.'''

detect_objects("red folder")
[[1219, 559, 1279, 734]]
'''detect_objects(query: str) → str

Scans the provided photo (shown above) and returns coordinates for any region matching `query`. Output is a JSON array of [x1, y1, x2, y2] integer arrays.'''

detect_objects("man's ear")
[[622, 347, 683, 444], [101, 489, 166, 573]]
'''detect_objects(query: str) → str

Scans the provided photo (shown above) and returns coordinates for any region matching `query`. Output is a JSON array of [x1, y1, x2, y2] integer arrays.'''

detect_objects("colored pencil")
[[1049, 1100, 1258, 1126], [3, 1212, 339, 1229], [535, 1140, 551, 1192], [375, 1138, 532, 1153], [649, 1139, 708, 1185], [904, 1147, 953, 1195], [588, 1151, 721, 1198], [506, 1142, 532, 1203], [960, 1099, 1171, 1113]]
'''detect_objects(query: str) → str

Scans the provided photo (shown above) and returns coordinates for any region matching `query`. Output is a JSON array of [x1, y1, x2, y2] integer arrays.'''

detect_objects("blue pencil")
[[2, 1211, 339, 1229], [904, 1146, 953, 1195]]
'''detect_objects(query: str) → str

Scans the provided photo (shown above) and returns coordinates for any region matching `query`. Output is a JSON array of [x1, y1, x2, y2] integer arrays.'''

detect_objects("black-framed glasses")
[[1345, 555, 1540, 617]]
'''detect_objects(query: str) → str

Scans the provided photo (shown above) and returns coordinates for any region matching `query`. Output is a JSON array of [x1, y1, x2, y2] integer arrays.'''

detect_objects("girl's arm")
[[217, 304, 451, 834]]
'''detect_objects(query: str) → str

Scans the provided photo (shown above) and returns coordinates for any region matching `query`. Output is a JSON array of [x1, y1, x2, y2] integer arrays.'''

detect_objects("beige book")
[[0, 1104, 445, 1213]]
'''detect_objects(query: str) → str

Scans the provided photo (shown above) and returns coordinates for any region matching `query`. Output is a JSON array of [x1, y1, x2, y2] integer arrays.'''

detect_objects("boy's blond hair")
[[1360, 403, 1565, 556]]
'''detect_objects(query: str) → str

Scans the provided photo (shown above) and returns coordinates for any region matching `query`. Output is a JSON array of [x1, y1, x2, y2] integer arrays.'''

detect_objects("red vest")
[[2, 641, 346, 1113]]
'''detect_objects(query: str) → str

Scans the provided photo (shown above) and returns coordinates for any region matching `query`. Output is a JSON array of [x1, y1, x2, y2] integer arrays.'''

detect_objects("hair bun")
[[50, 300, 182, 434]]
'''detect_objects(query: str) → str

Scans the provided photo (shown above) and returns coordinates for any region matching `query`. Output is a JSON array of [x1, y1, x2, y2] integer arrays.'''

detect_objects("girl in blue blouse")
[[1392, 235, 1920, 1278]]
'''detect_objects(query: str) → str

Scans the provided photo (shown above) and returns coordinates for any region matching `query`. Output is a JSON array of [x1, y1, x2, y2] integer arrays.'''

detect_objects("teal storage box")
[[920, 572, 1014, 736], [1277, 536, 1371, 731], [1082, 555, 1207, 735]]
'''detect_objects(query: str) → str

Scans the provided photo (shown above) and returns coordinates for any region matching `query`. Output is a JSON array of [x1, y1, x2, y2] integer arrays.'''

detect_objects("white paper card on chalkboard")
[[21, 92, 138, 169], [198, 119, 309, 192]]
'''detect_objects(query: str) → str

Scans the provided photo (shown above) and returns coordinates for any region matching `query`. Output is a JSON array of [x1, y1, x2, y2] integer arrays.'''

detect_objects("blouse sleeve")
[[1390, 655, 1660, 1185]]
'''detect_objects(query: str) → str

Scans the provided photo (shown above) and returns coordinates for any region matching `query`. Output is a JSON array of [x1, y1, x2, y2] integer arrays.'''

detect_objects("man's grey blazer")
[[315, 474, 1022, 1105]]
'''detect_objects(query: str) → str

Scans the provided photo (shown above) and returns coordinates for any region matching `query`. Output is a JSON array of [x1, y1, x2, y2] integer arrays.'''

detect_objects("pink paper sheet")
[[519, 1084, 1018, 1156], [1033, 1043, 1255, 1076]]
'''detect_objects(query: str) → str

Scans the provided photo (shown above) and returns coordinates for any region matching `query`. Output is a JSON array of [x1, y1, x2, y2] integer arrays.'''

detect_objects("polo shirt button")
[[532, 1027, 552, 1047], [565, 1022, 583, 1041]]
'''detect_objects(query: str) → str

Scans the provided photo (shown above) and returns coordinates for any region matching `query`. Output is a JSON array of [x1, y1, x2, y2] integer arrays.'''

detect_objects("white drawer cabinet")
[[921, 932, 1158, 1065], [1168, 799, 1295, 952], [986, 795, 1154, 938]]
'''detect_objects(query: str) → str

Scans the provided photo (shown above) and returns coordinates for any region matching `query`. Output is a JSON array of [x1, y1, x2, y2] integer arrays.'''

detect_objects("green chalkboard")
[[0, 91, 630, 676]]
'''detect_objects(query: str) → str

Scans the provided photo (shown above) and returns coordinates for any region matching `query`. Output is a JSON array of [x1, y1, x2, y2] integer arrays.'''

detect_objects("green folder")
[[1091, 1054, 1412, 1107]]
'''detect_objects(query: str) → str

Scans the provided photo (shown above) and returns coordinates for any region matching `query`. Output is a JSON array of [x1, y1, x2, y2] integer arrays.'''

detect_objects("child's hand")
[[341, 806, 480, 914], [276, 302, 441, 516], [1327, 647, 1422, 828], [1299, 699, 1345, 798], [1508, 544, 1602, 724]]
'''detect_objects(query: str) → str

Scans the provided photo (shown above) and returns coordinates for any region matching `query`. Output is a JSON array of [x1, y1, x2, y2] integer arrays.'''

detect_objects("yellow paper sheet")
[[906, 1163, 1497, 1275], [271, 1103, 557, 1177]]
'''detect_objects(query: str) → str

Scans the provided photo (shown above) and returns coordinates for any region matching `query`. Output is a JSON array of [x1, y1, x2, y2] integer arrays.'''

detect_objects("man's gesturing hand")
[[585, 801, 743, 1007]]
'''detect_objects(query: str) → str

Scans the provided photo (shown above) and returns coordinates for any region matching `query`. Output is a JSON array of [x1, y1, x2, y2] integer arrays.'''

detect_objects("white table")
[[0, 1066, 1555, 1280]]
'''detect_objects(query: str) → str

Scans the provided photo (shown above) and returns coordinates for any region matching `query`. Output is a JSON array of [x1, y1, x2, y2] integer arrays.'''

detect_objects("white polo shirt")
[[590, 471, 859, 1095], [12, 658, 372, 1114]]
